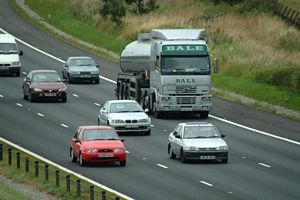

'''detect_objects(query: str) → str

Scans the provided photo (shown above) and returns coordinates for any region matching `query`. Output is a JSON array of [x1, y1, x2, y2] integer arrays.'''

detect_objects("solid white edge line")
[[2, 28, 299, 146], [60, 124, 68, 128], [209, 115, 300, 146], [258, 163, 271, 168], [200, 181, 213, 187], [157, 164, 168, 169], [0, 137, 133, 200]]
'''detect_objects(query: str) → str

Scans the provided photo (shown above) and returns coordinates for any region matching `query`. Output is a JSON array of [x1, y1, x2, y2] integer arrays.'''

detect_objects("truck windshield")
[[0, 43, 18, 54], [161, 56, 210, 75]]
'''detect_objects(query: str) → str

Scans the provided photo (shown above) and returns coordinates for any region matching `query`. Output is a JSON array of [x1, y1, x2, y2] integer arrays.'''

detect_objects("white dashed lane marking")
[[16, 103, 23, 107], [37, 113, 44, 117], [156, 164, 168, 169], [22, 72, 27, 75], [94, 103, 101, 107], [72, 94, 79, 97], [0, 95, 3, 98], [200, 181, 213, 187], [258, 163, 271, 168], [60, 124, 69, 128]]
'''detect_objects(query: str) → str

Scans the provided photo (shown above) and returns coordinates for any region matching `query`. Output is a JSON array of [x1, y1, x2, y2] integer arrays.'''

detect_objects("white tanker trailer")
[[116, 29, 213, 118]]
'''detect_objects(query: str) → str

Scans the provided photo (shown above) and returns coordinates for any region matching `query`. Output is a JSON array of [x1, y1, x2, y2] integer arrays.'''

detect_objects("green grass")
[[0, 179, 32, 200]]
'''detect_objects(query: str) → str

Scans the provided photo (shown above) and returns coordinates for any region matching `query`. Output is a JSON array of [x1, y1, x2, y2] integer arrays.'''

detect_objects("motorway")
[[1, 0, 300, 199]]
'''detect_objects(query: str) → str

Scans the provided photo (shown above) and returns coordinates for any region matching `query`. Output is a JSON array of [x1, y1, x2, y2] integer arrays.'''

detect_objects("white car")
[[98, 100, 151, 135], [168, 122, 228, 163]]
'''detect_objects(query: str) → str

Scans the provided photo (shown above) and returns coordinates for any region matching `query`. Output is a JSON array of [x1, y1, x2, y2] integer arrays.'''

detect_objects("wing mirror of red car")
[[62, 78, 67, 83], [24, 77, 30, 83], [74, 138, 80, 143], [121, 139, 125, 142]]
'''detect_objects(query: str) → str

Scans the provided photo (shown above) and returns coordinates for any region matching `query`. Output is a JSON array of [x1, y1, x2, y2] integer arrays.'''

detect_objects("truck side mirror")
[[213, 57, 218, 73], [19, 50, 23, 56]]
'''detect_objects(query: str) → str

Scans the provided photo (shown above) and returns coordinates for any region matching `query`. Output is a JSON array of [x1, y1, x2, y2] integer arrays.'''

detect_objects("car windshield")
[[82, 129, 119, 141], [183, 126, 220, 139], [109, 102, 143, 113], [70, 58, 95, 66], [0, 43, 18, 54], [32, 73, 61, 82]]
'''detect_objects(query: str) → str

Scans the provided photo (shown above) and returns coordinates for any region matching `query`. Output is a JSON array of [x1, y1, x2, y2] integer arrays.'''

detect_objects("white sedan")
[[168, 122, 228, 163], [98, 100, 151, 135]]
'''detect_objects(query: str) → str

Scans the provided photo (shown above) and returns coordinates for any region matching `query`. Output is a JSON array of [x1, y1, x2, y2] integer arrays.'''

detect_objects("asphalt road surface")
[[0, 1, 300, 199]]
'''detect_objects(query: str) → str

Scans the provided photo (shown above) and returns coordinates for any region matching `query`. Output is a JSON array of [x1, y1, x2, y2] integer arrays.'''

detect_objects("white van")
[[0, 34, 23, 76]]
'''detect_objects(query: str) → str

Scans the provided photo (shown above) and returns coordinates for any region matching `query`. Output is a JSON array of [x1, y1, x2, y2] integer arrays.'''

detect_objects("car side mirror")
[[221, 134, 225, 138], [96, 65, 99, 68], [144, 108, 149, 113], [74, 138, 80, 143], [25, 77, 30, 83], [121, 139, 125, 142], [19, 50, 23, 56], [175, 134, 180, 139]]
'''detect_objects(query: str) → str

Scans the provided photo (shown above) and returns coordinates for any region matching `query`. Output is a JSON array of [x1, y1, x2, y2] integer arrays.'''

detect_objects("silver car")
[[62, 56, 99, 84], [168, 122, 228, 163], [98, 100, 151, 135]]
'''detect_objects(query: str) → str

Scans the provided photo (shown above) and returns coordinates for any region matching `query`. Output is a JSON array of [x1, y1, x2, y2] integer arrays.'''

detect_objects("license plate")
[[0, 67, 8, 70], [99, 153, 113, 158], [181, 107, 192, 111], [200, 155, 215, 160], [126, 125, 138, 128], [45, 93, 56, 96]]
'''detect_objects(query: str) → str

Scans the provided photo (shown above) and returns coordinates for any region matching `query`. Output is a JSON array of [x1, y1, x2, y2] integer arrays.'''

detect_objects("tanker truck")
[[115, 29, 212, 118]]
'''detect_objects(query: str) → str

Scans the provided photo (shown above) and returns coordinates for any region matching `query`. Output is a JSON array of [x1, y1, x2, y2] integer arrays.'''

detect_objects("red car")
[[70, 126, 127, 166], [22, 70, 67, 102]]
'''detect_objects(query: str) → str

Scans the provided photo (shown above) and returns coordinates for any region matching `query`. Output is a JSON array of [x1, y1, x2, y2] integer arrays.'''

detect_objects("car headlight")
[[12, 61, 21, 66], [183, 146, 197, 151], [114, 148, 124, 153], [91, 71, 99, 75], [86, 149, 97, 153], [217, 146, 228, 150], [111, 119, 124, 124], [202, 97, 210, 101], [139, 118, 150, 123], [33, 88, 42, 92], [58, 87, 67, 92]]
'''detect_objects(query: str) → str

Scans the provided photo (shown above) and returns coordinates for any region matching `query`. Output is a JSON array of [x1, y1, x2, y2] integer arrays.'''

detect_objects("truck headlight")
[[12, 61, 21, 66], [202, 97, 210, 101], [161, 97, 171, 102]]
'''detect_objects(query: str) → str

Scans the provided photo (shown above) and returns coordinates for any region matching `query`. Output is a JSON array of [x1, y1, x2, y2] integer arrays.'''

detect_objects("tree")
[[100, 0, 126, 25], [125, 0, 159, 14]]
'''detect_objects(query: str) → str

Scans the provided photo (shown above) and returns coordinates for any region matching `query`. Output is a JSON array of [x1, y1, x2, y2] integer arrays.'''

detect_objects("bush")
[[100, 0, 126, 25]]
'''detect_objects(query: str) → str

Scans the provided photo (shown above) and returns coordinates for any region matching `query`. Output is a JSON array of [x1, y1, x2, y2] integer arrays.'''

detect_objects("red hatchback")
[[70, 126, 127, 166]]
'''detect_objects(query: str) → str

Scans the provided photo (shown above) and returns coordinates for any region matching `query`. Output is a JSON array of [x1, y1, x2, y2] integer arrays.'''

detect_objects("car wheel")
[[61, 97, 67, 103], [28, 92, 34, 102], [97, 118, 100, 125], [180, 149, 187, 163], [23, 92, 28, 100], [16, 71, 20, 77], [68, 74, 73, 84], [144, 130, 151, 136], [199, 111, 209, 119], [168, 144, 176, 159], [120, 160, 126, 167], [70, 148, 77, 162], [221, 158, 228, 164], [95, 79, 100, 84], [79, 153, 86, 166]]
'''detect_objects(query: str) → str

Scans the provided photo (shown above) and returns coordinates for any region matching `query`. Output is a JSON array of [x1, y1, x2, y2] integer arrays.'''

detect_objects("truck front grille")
[[176, 97, 196, 104], [176, 86, 196, 94]]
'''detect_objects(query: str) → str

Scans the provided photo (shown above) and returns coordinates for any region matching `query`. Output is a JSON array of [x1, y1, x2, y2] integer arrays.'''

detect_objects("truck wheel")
[[16, 71, 20, 77], [153, 102, 161, 118], [200, 111, 209, 119]]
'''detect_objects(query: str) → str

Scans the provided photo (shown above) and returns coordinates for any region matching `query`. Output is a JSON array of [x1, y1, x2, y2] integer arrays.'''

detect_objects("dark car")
[[62, 56, 99, 84], [22, 70, 67, 102]]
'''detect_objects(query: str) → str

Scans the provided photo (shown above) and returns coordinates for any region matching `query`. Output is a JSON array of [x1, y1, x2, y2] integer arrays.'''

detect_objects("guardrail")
[[274, 3, 300, 28], [0, 137, 133, 200]]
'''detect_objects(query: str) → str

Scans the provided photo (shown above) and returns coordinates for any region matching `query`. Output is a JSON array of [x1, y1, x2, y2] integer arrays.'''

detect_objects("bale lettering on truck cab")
[[116, 29, 212, 118]]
